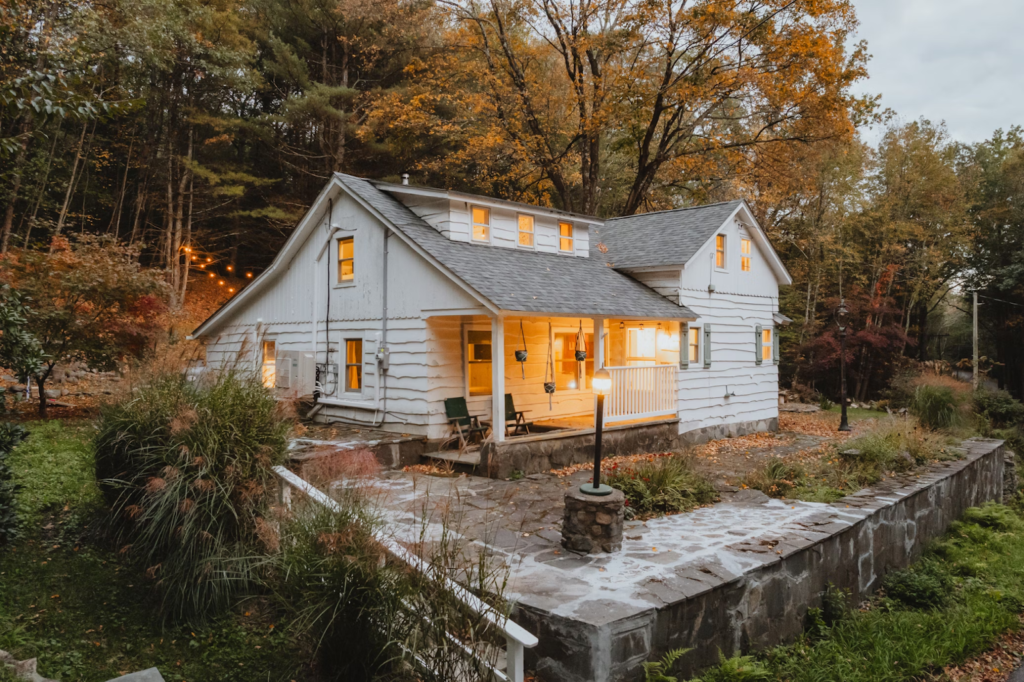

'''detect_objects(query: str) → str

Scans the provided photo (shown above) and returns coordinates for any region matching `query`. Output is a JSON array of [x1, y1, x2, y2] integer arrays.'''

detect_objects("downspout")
[[372, 226, 391, 427], [306, 198, 334, 420]]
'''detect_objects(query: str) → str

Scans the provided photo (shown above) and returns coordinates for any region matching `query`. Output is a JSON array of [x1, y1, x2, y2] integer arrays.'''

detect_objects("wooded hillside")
[[2, 0, 1023, 398]]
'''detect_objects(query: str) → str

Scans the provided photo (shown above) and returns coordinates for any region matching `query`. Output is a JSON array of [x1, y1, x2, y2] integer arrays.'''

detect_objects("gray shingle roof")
[[338, 174, 695, 320], [597, 201, 744, 269]]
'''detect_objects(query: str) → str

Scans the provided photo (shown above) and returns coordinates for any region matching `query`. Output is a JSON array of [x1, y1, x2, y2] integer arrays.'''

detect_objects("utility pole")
[[973, 290, 979, 391]]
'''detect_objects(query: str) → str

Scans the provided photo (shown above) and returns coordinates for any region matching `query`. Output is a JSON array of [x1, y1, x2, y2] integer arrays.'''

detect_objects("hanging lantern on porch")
[[574, 320, 588, 362], [514, 320, 528, 379]]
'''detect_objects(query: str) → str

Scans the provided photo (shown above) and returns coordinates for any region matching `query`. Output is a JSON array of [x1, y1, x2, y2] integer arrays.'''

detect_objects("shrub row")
[[0, 422, 29, 545]]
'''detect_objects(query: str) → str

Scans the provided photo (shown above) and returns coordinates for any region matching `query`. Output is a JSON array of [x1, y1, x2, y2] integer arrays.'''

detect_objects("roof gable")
[[193, 175, 696, 337], [597, 200, 791, 285]]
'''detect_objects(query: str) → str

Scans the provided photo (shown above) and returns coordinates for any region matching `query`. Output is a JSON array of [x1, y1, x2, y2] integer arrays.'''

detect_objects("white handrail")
[[604, 364, 676, 422], [272, 465, 537, 681]]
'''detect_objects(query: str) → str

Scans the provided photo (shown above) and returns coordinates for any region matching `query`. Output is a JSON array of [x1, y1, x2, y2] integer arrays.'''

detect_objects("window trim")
[[471, 205, 491, 243], [761, 327, 773, 363], [740, 237, 751, 272], [517, 214, 535, 249], [558, 221, 574, 254], [344, 338, 363, 393], [261, 338, 277, 389], [715, 234, 727, 271], [335, 235, 356, 288], [688, 325, 700, 367], [464, 324, 493, 397]]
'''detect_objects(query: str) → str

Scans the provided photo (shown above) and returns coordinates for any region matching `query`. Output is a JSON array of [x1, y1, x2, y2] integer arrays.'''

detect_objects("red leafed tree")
[[1, 235, 169, 416], [796, 289, 912, 402]]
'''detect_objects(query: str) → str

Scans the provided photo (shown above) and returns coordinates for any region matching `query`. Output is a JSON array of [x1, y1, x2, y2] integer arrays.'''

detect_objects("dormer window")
[[472, 206, 490, 242], [518, 215, 534, 248], [715, 234, 726, 269], [741, 238, 751, 272], [559, 221, 574, 253]]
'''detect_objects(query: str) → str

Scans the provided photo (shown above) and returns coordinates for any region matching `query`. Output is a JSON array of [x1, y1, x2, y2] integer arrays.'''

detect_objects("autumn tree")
[[1, 235, 168, 416], [406, 0, 872, 216]]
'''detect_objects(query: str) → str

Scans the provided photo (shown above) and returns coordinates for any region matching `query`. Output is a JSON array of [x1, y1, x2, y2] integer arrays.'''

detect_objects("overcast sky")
[[851, 0, 1024, 144]]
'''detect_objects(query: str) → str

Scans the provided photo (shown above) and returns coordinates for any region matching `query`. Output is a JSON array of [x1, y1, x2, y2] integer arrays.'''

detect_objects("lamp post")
[[836, 299, 851, 432], [581, 367, 613, 495]]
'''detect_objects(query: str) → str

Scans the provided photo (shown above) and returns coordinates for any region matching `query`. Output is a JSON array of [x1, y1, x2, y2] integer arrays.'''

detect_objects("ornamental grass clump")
[[607, 455, 717, 518], [94, 370, 290, 625]]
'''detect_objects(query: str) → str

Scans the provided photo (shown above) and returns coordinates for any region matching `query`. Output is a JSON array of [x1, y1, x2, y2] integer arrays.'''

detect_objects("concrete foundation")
[[677, 417, 779, 445], [510, 438, 1007, 681]]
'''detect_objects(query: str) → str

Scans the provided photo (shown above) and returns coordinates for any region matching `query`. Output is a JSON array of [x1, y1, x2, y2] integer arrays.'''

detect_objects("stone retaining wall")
[[514, 438, 1007, 681]]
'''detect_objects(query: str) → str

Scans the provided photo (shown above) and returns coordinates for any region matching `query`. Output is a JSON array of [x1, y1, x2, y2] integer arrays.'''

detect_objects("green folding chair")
[[444, 397, 488, 451]]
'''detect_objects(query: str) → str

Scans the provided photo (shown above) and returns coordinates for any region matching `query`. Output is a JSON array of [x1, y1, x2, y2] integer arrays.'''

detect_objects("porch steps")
[[425, 449, 481, 467]]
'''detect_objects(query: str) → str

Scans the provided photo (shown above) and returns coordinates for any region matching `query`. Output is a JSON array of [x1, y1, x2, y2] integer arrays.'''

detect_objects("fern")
[[642, 647, 691, 682]]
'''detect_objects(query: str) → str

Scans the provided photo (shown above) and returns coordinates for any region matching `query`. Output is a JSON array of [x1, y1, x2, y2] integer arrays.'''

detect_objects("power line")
[[976, 293, 1024, 308]]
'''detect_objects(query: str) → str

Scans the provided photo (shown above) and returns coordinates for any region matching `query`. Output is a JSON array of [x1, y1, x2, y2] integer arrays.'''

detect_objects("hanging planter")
[[544, 322, 555, 409], [574, 320, 588, 362], [515, 321, 528, 378]]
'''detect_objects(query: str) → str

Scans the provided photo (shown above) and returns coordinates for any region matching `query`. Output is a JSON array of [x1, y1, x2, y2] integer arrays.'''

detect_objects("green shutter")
[[703, 325, 712, 368], [755, 324, 763, 365], [773, 328, 780, 364], [679, 322, 689, 369]]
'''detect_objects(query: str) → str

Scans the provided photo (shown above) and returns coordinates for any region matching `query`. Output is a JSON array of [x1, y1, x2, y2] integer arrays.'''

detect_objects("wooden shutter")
[[703, 325, 712, 368], [773, 328, 780, 364], [679, 322, 689, 369], [755, 324, 763, 365]]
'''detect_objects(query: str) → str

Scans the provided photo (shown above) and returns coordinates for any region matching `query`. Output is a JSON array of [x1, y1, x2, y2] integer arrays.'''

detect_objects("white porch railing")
[[273, 466, 538, 682], [604, 365, 677, 422]]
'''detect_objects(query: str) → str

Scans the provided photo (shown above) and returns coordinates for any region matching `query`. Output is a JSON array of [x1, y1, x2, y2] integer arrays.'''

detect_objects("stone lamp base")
[[562, 486, 625, 553]]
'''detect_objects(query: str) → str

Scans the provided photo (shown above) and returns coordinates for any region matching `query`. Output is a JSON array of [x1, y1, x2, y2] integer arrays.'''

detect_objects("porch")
[[424, 313, 688, 475]]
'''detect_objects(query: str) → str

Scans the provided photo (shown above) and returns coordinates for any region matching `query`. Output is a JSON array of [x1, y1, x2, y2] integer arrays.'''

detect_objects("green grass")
[[685, 503, 1024, 682], [10, 420, 100, 520], [0, 419, 313, 682], [824, 406, 888, 422]]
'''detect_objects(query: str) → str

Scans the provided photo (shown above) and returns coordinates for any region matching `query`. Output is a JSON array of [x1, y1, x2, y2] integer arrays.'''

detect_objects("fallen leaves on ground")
[[944, 616, 1024, 681]]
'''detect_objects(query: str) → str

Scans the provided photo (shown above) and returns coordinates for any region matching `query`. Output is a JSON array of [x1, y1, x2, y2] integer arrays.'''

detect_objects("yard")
[[0, 421, 313, 682]]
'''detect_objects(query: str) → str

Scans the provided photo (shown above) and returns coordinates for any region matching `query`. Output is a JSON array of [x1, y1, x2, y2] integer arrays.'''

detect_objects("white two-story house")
[[192, 174, 792, 476]]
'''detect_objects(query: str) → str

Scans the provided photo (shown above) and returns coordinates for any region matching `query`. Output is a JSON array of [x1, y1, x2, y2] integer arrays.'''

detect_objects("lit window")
[[688, 327, 700, 364], [518, 214, 534, 248], [554, 332, 593, 390], [715, 235, 726, 268], [467, 329, 492, 395], [741, 238, 751, 272], [559, 222, 574, 252], [262, 340, 276, 388], [626, 327, 657, 365], [345, 339, 362, 392], [338, 237, 354, 282], [762, 328, 772, 362], [472, 206, 490, 242]]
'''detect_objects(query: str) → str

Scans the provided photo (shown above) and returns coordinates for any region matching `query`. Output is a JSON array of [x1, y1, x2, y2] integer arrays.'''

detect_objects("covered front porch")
[[425, 312, 688, 474]]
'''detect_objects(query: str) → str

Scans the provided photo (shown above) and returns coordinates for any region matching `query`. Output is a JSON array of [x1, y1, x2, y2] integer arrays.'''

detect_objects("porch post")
[[491, 315, 506, 443], [593, 317, 605, 369]]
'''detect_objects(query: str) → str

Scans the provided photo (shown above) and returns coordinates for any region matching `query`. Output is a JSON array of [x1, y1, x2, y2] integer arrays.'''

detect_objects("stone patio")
[[347, 438, 1007, 681]]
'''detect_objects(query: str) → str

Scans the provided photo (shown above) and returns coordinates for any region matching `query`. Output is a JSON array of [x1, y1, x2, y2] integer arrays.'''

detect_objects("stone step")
[[425, 449, 481, 467]]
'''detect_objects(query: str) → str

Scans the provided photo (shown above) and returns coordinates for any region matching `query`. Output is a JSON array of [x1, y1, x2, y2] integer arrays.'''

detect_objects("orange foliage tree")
[[1, 236, 169, 416], [373, 0, 873, 216]]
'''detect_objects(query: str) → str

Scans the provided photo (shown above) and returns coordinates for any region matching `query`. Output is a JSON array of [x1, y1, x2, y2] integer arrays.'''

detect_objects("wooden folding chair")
[[444, 397, 488, 451], [505, 393, 532, 436]]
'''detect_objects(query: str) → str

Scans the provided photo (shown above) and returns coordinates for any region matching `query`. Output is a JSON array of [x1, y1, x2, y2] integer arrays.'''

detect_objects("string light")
[[208, 272, 214, 278], [206, 258, 212, 262], [226, 266, 233, 272], [218, 280, 225, 286], [246, 272, 253, 278], [228, 287, 235, 293]]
